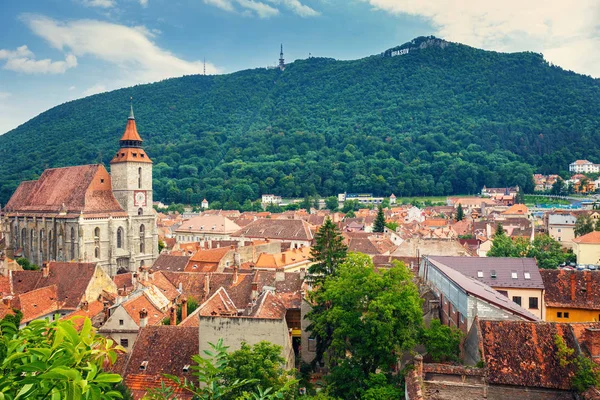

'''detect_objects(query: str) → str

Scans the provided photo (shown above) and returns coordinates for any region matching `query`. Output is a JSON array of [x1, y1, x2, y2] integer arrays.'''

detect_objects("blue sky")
[[1, 0, 599, 134]]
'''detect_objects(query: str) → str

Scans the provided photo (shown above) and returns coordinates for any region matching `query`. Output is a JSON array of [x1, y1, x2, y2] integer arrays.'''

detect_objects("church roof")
[[4, 164, 125, 217], [120, 113, 143, 142], [110, 106, 152, 164]]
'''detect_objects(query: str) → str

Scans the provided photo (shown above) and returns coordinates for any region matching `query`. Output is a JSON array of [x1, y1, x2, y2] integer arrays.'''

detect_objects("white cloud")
[[139, 0, 148, 7], [0, 92, 11, 100], [83, 83, 107, 96], [21, 14, 221, 84], [0, 45, 77, 74], [237, 0, 279, 18], [359, 0, 600, 77], [79, 0, 116, 8], [205, 0, 318, 18], [265, 0, 319, 17]]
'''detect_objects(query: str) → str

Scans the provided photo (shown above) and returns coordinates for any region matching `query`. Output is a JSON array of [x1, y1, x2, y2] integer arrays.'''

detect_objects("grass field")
[[524, 195, 571, 206]]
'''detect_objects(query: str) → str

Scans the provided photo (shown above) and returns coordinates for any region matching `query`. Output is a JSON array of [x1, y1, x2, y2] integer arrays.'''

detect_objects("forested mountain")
[[1, 36, 599, 207]]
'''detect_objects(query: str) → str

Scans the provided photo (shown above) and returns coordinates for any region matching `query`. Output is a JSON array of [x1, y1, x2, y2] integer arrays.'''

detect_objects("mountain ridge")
[[1, 36, 599, 206]]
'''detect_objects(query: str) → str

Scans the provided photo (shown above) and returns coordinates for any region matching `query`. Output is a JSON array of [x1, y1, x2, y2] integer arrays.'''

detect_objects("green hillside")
[[1, 36, 599, 207]]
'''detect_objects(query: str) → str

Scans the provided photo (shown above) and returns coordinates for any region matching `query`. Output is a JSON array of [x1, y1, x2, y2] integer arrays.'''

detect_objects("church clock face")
[[134, 190, 147, 207]]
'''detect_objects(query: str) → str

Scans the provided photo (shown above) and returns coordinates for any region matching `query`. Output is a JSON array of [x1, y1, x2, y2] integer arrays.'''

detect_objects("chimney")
[[585, 328, 600, 358], [276, 268, 285, 282], [139, 308, 148, 328], [42, 263, 49, 278], [181, 298, 188, 321], [81, 301, 89, 311], [251, 282, 258, 301], [232, 266, 239, 284], [2, 297, 10, 308], [299, 269, 306, 281], [169, 306, 177, 326], [204, 274, 210, 300], [586, 272, 593, 301], [414, 354, 423, 378], [571, 273, 577, 301], [282, 252, 287, 264]]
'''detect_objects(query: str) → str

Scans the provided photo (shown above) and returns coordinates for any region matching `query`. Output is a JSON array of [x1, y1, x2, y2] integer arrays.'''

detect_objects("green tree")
[[158, 239, 166, 253], [307, 254, 423, 398], [373, 205, 385, 233], [0, 317, 124, 399], [488, 233, 565, 269], [325, 196, 339, 212], [385, 221, 398, 231], [495, 223, 505, 236], [309, 218, 348, 282], [345, 210, 356, 218], [551, 178, 565, 195], [421, 319, 462, 362], [16, 257, 39, 271], [221, 342, 297, 399], [575, 215, 595, 237], [456, 203, 464, 221]]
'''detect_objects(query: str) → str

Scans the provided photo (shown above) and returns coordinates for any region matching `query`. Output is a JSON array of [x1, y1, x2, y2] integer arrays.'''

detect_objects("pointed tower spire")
[[129, 97, 135, 120], [111, 101, 151, 164]]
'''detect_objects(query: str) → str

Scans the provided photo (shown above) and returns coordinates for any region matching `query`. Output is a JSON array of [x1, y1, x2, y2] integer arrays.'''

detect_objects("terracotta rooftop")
[[122, 326, 198, 399], [232, 218, 313, 241], [11, 262, 100, 309], [540, 270, 600, 310], [175, 215, 241, 234], [502, 204, 529, 215], [4, 164, 125, 216], [152, 254, 191, 272], [122, 293, 166, 326], [254, 246, 311, 269], [185, 247, 230, 272], [478, 319, 577, 390], [18, 285, 60, 323], [573, 231, 600, 244], [62, 300, 105, 330]]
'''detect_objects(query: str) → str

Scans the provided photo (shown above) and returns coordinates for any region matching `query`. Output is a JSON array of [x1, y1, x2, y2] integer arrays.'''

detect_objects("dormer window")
[[477, 271, 483, 278], [491, 270, 497, 279], [133, 153, 137, 157], [524, 272, 531, 280], [140, 361, 148, 371], [511, 272, 518, 279], [183, 365, 190, 372], [100, 179, 105, 183]]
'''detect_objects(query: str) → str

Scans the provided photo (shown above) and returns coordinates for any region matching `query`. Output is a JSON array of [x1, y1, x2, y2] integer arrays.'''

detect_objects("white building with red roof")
[[569, 159, 600, 174]]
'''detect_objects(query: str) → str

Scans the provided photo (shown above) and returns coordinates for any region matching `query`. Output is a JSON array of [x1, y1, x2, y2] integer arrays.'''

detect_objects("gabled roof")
[[151, 254, 190, 272], [18, 284, 60, 323], [573, 231, 600, 244], [427, 256, 544, 289], [254, 247, 311, 269], [4, 164, 125, 216], [501, 204, 529, 215], [185, 247, 230, 272], [247, 290, 287, 319], [175, 215, 241, 234], [426, 258, 539, 321], [122, 292, 166, 326], [540, 270, 600, 310], [11, 262, 101, 309], [122, 326, 198, 399], [478, 319, 577, 390], [232, 219, 313, 241]]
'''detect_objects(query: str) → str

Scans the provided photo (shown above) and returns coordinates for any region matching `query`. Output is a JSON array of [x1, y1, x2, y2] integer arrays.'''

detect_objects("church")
[[1, 106, 158, 276]]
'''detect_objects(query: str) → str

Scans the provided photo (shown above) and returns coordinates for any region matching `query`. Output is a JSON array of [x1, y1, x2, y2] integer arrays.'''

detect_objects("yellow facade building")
[[572, 231, 600, 265]]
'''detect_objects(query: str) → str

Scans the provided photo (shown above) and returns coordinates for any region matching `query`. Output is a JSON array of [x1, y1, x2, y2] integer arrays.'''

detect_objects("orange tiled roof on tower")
[[110, 104, 152, 164]]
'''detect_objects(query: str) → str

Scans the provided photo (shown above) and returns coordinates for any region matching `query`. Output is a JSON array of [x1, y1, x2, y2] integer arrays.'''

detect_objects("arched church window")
[[138, 208, 143, 216], [139, 224, 145, 253], [117, 227, 123, 248], [94, 227, 100, 241], [95, 247, 100, 259], [21, 228, 26, 249], [70, 227, 76, 260], [138, 167, 142, 189]]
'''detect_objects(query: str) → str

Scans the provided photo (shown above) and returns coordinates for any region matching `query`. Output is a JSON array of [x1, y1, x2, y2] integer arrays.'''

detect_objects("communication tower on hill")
[[279, 44, 285, 71]]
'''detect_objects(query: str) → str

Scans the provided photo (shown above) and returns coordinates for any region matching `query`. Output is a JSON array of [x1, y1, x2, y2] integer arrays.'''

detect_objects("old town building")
[[1, 106, 157, 275]]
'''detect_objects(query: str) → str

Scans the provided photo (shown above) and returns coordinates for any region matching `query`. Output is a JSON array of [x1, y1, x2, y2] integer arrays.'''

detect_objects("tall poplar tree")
[[456, 203, 464, 221]]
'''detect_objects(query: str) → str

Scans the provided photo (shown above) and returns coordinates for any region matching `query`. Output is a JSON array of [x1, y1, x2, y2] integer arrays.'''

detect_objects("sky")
[[0, 0, 599, 134]]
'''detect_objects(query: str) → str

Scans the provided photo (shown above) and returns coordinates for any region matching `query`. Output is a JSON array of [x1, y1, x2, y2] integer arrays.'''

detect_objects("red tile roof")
[[478, 319, 577, 390], [62, 300, 105, 330], [4, 164, 125, 216], [18, 285, 60, 323], [151, 254, 190, 272], [232, 219, 313, 241], [122, 293, 166, 326], [540, 270, 600, 310], [122, 326, 198, 399], [573, 231, 600, 244]]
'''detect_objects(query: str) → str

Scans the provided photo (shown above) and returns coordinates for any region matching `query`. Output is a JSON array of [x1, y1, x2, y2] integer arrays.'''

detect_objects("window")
[[138, 167, 142, 189], [100, 178, 105, 183], [513, 296, 522, 306], [491, 270, 497, 279], [308, 338, 317, 352], [95, 247, 100, 259], [511, 272, 518, 279], [70, 227, 76, 260], [117, 227, 123, 248], [120, 338, 129, 347], [182, 365, 190, 373], [139, 224, 145, 253], [558, 228, 562, 232], [557, 312, 563, 318], [477, 271, 483, 278], [497, 290, 508, 297], [529, 297, 539, 309], [460, 314, 464, 324], [138, 208, 143, 216], [524, 272, 531, 280], [564, 312, 570, 319], [119, 319, 124, 326], [140, 361, 148, 371], [94, 227, 100, 241]]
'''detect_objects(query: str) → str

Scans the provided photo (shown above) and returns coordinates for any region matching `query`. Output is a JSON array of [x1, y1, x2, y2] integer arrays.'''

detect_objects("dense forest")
[[1, 36, 599, 206]]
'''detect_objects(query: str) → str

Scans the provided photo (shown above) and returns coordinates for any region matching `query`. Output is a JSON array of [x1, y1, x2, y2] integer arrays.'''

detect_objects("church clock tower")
[[110, 104, 157, 272]]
